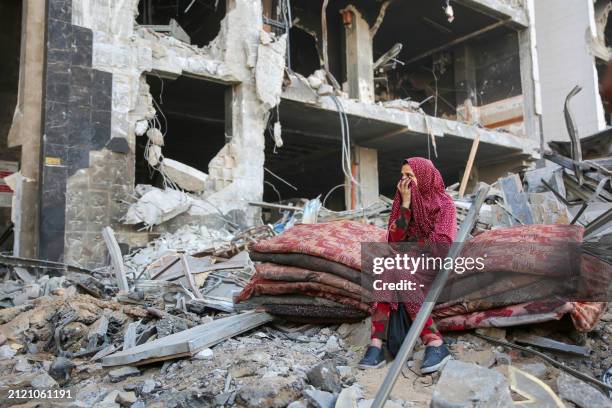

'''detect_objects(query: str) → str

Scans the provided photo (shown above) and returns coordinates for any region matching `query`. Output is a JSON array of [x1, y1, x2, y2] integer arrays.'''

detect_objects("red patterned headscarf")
[[387, 157, 457, 244]]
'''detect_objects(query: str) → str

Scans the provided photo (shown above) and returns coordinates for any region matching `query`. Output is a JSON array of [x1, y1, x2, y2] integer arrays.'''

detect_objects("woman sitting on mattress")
[[358, 157, 457, 374]]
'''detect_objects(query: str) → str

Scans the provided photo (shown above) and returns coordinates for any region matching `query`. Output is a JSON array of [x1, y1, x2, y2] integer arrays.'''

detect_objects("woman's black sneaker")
[[357, 346, 386, 369], [420, 344, 451, 374]]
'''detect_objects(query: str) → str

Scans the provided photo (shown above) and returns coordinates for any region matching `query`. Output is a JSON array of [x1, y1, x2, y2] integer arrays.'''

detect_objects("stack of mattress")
[[237, 220, 385, 323], [432, 224, 609, 333]]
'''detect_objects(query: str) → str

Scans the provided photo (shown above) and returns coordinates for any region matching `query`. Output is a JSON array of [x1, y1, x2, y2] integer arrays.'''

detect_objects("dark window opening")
[[137, 0, 226, 48], [597, 58, 612, 126], [264, 111, 346, 212], [372, 1, 522, 120], [288, 26, 321, 77], [135, 75, 228, 187]]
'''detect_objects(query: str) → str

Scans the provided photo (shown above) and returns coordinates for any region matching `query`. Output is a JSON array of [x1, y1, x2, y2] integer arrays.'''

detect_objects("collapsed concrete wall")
[[39, 0, 287, 268]]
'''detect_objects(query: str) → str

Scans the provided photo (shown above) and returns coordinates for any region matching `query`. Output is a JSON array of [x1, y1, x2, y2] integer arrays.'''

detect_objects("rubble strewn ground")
[[0, 268, 609, 408]]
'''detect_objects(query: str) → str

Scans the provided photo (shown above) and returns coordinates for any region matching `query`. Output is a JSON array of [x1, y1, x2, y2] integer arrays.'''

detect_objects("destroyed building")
[[0, 0, 547, 268], [0, 1, 611, 406], [0, 0, 609, 269]]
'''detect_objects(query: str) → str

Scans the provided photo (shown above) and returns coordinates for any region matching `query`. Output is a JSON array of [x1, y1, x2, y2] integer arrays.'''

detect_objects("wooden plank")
[[498, 174, 534, 225], [102, 227, 129, 292], [458, 134, 480, 198], [513, 333, 590, 357], [101, 311, 274, 366]]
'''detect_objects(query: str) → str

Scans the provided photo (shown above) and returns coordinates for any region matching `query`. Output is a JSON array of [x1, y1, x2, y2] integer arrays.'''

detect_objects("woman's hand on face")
[[397, 178, 412, 208]]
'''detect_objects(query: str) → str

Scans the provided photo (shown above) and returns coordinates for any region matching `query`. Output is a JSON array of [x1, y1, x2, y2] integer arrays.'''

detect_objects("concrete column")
[[345, 146, 379, 210], [341, 6, 374, 103], [454, 44, 478, 123], [6, 0, 45, 258], [519, 0, 543, 148]]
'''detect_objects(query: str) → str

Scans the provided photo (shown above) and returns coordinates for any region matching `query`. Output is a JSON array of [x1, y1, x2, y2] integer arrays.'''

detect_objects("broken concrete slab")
[[161, 158, 209, 193], [255, 32, 287, 110], [123, 187, 191, 228], [102, 312, 274, 366], [557, 372, 612, 408], [303, 387, 336, 408], [431, 360, 513, 408], [108, 366, 141, 383]]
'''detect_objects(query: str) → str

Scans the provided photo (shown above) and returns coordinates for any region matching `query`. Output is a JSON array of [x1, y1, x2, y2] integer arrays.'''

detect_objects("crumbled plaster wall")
[[63, 0, 284, 267]]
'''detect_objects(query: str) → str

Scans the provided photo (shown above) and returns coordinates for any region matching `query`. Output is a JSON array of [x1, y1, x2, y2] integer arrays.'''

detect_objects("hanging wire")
[[264, 167, 298, 191], [264, 181, 282, 202], [323, 183, 345, 208]]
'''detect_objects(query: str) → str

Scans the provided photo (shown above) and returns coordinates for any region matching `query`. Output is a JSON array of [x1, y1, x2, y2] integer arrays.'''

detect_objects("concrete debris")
[[557, 372, 612, 408], [123, 187, 191, 228], [193, 347, 214, 360], [335, 383, 364, 408], [49, 356, 75, 381], [307, 360, 342, 393], [303, 387, 337, 408], [382, 99, 422, 112], [308, 70, 328, 90], [0, 345, 16, 360], [108, 366, 141, 383], [140, 378, 157, 394], [161, 158, 209, 193], [431, 360, 514, 408], [123, 224, 232, 273], [116, 391, 137, 407], [255, 32, 287, 110], [31, 372, 58, 389], [318, 84, 335, 96], [518, 362, 549, 379]]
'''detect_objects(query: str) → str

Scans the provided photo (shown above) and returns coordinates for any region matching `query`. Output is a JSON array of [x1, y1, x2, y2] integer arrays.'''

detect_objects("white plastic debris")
[[302, 197, 322, 224], [161, 158, 209, 193], [135, 120, 149, 136], [147, 144, 163, 167], [123, 187, 191, 228], [273, 121, 283, 148], [146, 127, 165, 146], [444, 2, 455, 23]]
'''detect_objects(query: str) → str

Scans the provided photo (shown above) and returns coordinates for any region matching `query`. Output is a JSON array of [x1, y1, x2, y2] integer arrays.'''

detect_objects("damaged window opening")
[[263, 112, 347, 213], [288, 26, 321, 78], [137, 0, 226, 47], [288, 1, 525, 132], [135, 75, 228, 188], [0, 1, 22, 252], [372, 1, 523, 131]]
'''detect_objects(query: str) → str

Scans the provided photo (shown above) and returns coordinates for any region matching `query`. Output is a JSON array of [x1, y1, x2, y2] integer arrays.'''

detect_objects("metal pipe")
[[371, 185, 490, 408]]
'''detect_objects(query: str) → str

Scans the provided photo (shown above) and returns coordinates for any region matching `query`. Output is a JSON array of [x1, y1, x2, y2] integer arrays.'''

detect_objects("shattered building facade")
[[0, 0, 609, 269]]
